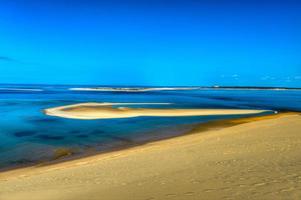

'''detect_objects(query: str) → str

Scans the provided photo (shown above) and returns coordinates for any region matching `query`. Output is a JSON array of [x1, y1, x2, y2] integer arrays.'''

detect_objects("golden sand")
[[0, 113, 301, 199], [44, 102, 271, 119]]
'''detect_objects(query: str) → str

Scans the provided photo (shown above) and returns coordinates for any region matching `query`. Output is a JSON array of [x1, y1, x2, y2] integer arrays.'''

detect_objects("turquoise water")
[[0, 84, 300, 170]]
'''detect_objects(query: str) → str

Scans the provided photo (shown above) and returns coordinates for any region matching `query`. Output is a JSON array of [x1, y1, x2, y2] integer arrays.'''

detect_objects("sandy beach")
[[0, 112, 301, 200], [44, 102, 271, 119]]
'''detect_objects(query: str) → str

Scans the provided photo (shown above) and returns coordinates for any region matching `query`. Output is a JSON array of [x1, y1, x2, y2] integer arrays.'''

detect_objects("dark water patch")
[[207, 96, 243, 101], [0, 91, 43, 94], [26, 117, 63, 124], [90, 129, 106, 135], [0, 102, 20, 106], [190, 103, 240, 109], [269, 107, 300, 112], [238, 103, 299, 112], [103, 134, 134, 143], [36, 134, 65, 140], [69, 130, 81, 134], [9, 158, 34, 165], [14, 131, 37, 137], [115, 117, 147, 124], [77, 134, 89, 138]]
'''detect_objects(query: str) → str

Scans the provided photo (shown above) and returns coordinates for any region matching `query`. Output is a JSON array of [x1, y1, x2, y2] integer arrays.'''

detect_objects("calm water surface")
[[0, 84, 300, 169]]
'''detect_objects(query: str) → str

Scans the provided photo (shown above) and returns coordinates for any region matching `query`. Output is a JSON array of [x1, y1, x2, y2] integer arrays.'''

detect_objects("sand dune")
[[44, 102, 271, 119], [1, 113, 301, 200]]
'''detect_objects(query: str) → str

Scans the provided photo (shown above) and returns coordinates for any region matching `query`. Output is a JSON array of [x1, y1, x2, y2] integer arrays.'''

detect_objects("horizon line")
[[0, 83, 300, 89]]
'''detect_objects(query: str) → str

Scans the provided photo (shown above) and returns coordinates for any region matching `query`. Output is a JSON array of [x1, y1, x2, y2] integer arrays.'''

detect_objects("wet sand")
[[44, 102, 271, 119], [0, 113, 301, 200]]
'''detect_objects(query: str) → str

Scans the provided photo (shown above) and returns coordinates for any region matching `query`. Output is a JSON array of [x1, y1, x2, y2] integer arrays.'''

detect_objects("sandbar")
[[44, 102, 271, 119]]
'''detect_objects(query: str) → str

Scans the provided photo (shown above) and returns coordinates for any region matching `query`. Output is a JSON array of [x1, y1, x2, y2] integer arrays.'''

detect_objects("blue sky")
[[0, 0, 300, 86]]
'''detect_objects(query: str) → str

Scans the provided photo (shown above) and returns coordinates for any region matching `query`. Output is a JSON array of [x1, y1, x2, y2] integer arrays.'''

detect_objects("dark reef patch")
[[36, 134, 65, 140], [14, 131, 37, 137]]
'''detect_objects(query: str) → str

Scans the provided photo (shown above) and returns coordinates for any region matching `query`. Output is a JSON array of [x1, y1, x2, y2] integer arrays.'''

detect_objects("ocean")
[[0, 84, 300, 170]]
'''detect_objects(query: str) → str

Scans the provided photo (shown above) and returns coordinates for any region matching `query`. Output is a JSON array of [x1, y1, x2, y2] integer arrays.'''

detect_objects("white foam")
[[69, 87, 200, 92]]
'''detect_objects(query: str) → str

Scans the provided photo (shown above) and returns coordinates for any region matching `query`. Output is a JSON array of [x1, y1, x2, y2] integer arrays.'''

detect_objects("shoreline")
[[0, 111, 293, 175], [0, 122, 195, 173], [0, 111, 281, 174], [1, 112, 301, 199]]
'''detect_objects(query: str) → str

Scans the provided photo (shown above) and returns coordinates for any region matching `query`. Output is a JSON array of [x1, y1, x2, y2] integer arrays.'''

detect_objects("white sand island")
[[44, 102, 271, 119]]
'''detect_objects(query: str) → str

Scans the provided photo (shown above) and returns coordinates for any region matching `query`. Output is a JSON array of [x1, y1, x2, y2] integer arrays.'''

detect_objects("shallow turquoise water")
[[0, 84, 300, 169]]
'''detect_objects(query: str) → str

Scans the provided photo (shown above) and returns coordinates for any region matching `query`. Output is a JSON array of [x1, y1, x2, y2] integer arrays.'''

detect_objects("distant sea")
[[0, 84, 300, 170]]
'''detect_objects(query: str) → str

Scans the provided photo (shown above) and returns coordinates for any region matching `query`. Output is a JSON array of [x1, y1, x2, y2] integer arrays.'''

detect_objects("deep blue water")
[[0, 84, 301, 169]]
